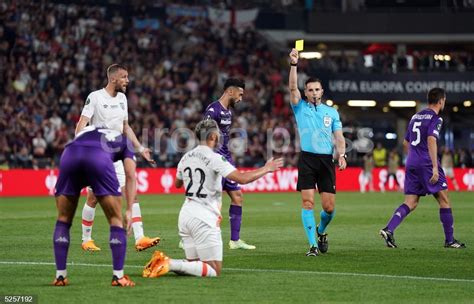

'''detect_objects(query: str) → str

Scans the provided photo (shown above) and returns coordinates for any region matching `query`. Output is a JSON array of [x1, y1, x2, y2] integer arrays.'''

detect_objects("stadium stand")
[[1, 1, 473, 169]]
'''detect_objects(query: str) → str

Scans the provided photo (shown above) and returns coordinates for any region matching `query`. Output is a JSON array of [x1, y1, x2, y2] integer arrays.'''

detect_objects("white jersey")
[[81, 88, 128, 133], [176, 145, 236, 227]]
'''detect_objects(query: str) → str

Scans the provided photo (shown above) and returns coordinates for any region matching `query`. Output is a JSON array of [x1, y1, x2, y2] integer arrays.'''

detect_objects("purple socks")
[[386, 204, 411, 232], [229, 205, 242, 241], [109, 226, 127, 272], [53, 221, 71, 271], [439, 208, 454, 243]]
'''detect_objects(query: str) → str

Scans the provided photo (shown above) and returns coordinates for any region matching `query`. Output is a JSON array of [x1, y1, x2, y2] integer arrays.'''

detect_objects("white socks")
[[169, 259, 217, 277], [82, 203, 96, 242], [113, 270, 124, 278], [56, 270, 67, 278], [82, 202, 146, 243], [132, 203, 145, 242]]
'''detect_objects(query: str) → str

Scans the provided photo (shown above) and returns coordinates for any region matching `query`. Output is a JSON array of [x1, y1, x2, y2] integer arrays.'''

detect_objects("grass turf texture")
[[0, 192, 473, 303]]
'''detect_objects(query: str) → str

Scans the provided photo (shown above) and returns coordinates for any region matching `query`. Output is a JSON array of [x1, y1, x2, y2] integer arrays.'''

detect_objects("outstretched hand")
[[140, 147, 156, 166], [265, 157, 284, 172]]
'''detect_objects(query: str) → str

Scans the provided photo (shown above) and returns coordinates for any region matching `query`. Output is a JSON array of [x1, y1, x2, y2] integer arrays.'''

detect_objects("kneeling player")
[[53, 126, 137, 287], [142, 119, 283, 278]]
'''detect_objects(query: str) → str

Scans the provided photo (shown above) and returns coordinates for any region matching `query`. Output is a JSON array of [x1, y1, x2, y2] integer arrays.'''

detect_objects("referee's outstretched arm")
[[288, 48, 301, 105]]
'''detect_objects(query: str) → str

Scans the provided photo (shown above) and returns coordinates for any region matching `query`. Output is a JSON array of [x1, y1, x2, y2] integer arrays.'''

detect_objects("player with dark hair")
[[203, 78, 256, 250], [75, 64, 159, 252], [53, 126, 137, 287], [380, 88, 466, 249], [288, 49, 347, 256], [142, 119, 283, 278]]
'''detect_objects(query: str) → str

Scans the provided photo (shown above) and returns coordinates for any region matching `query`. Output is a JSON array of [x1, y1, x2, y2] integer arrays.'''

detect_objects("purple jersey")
[[204, 101, 233, 160], [204, 101, 241, 192], [55, 127, 135, 196], [405, 108, 443, 169]]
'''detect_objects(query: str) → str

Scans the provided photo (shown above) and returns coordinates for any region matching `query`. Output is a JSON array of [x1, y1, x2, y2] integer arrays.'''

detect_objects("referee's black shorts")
[[297, 151, 336, 193]]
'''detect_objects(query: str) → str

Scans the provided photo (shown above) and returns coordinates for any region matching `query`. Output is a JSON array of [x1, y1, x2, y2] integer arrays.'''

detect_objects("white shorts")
[[178, 214, 223, 262], [443, 167, 454, 179], [113, 160, 126, 188]]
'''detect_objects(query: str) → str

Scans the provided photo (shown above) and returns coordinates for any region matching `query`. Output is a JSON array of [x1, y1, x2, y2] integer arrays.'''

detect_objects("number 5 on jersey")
[[411, 121, 422, 146]]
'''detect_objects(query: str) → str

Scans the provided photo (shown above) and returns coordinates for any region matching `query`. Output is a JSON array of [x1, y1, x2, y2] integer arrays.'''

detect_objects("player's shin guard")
[[82, 203, 96, 242], [318, 209, 335, 234], [386, 203, 411, 232], [169, 260, 217, 277], [439, 208, 454, 243], [109, 226, 127, 278], [131, 203, 145, 242], [301, 209, 317, 247], [53, 221, 72, 274], [229, 205, 242, 241]]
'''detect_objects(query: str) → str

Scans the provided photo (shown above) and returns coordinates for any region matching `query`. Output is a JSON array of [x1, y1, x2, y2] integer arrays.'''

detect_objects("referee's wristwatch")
[[339, 154, 347, 159]]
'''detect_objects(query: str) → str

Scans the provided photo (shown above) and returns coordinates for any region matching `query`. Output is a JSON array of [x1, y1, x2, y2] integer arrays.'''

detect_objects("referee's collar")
[[304, 99, 323, 110]]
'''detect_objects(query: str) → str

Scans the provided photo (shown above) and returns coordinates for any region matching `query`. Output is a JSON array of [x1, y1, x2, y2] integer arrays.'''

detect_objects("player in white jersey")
[[142, 119, 283, 278], [75, 64, 160, 252]]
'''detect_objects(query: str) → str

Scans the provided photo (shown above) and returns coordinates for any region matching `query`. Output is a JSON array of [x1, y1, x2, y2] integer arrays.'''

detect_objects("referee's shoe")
[[316, 225, 328, 253], [306, 246, 320, 256]]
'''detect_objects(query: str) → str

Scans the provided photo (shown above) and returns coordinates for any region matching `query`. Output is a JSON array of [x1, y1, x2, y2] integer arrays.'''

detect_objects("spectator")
[[373, 142, 387, 167], [459, 149, 473, 168], [14, 146, 33, 168], [384, 150, 400, 191], [441, 147, 460, 191], [360, 152, 375, 193]]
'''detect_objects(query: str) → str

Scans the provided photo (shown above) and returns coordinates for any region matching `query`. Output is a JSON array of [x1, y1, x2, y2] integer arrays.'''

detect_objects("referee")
[[288, 48, 347, 256]]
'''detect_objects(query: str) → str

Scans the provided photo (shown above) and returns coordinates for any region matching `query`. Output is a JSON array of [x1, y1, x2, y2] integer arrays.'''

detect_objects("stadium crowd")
[[1, 2, 473, 169]]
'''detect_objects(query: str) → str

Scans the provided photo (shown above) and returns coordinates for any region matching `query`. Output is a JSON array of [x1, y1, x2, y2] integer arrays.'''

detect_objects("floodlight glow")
[[464, 100, 472, 107], [299, 52, 322, 59], [347, 100, 376, 107], [389, 100, 417, 107]]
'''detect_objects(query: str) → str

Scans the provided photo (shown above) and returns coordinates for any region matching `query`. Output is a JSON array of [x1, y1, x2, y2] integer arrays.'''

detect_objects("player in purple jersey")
[[52, 126, 137, 287], [203, 78, 256, 250], [380, 88, 465, 249]]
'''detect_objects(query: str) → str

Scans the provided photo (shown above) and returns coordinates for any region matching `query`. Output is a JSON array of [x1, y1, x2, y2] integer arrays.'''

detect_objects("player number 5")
[[411, 121, 422, 146]]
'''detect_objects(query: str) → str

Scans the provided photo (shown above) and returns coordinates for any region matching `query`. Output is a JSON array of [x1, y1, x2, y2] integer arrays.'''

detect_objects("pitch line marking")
[[0, 261, 473, 283]]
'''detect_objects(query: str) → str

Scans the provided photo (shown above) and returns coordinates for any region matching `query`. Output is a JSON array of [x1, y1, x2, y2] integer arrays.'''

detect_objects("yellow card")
[[295, 40, 304, 51]]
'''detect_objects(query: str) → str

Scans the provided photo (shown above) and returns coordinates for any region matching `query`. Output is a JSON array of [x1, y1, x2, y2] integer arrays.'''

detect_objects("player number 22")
[[184, 167, 208, 198], [411, 121, 422, 146]]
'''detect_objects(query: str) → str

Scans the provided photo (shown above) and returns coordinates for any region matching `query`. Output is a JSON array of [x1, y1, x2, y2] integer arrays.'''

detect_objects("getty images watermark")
[[99, 125, 376, 157]]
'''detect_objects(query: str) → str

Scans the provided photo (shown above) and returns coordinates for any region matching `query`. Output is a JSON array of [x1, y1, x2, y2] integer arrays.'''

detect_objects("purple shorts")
[[222, 177, 241, 192], [220, 153, 241, 192], [404, 166, 448, 196], [55, 146, 121, 197]]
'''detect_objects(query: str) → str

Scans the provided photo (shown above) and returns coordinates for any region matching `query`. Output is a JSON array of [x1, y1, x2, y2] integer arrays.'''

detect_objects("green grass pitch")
[[0, 192, 473, 303]]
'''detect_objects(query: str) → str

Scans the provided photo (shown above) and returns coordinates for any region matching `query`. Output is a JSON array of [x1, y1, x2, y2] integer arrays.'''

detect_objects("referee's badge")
[[323, 116, 332, 128]]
